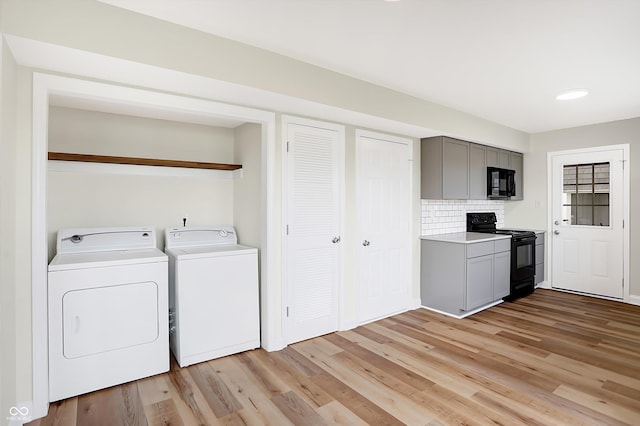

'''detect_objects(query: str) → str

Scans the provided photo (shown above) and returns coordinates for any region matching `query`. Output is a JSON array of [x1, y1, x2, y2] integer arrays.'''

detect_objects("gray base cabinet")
[[421, 237, 511, 316], [535, 231, 545, 285], [493, 250, 511, 298]]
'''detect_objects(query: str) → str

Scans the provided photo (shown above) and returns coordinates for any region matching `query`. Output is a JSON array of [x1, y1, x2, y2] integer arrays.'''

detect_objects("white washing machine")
[[165, 226, 260, 367], [48, 226, 169, 402]]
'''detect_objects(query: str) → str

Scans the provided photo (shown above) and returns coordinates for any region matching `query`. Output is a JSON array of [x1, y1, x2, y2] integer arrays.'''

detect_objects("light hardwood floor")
[[29, 289, 640, 425]]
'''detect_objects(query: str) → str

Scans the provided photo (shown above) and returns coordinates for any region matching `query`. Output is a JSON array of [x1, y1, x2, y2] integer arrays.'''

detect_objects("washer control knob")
[[219, 229, 229, 237]]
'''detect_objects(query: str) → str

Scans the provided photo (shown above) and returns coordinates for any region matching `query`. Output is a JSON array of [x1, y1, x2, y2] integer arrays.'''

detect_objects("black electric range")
[[467, 212, 536, 300]]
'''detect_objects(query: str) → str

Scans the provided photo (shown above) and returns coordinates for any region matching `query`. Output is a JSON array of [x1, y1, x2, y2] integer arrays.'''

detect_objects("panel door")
[[442, 138, 469, 199], [510, 152, 524, 200], [356, 132, 411, 323], [486, 147, 499, 168], [466, 255, 494, 310], [499, 150, 510, 168], [469, 143, 487, 200], [284, 120, 343, 344], [493, 250, 511, 299], [551, 149, 624, 298]]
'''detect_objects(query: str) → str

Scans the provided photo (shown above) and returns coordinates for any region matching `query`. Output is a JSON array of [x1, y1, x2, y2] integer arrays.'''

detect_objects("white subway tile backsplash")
[[420, 199, 505, 235]]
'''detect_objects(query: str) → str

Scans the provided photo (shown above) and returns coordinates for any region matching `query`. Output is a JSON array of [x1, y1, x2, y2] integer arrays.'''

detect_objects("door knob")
[[554, 230, 560, 235], [363, 240, 370, 246], [332, 236, 341, 244]]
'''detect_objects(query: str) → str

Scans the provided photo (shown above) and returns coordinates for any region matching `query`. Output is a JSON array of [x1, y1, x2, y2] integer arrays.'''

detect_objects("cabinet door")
[[469, 143, 487, 200], [499, 150, 510, 168], [510, 152, 523, 200], [493, 251, 511, 299], [442, 138, 469, 199], [535, 241, 544, 284], [466, 255, 494, 310], [486, 147, 499, 168]]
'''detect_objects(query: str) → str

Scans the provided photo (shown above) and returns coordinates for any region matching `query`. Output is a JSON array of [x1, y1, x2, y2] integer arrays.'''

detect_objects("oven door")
[[511, 236, 536, 283]]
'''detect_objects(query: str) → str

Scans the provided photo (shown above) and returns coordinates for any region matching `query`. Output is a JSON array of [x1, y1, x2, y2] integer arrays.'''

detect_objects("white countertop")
[[420, 232, 511, 244]]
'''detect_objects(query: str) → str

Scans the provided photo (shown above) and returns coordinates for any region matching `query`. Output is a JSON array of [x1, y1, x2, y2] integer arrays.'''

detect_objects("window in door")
[[562, 162, 610, 226]]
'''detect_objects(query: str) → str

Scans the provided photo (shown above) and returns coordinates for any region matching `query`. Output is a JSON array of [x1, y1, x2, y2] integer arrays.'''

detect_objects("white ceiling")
[[98, 0, 640, 134]]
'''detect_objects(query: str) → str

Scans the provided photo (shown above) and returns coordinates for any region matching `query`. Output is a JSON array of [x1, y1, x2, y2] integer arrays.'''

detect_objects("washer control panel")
[[165, 225, 237, 249]]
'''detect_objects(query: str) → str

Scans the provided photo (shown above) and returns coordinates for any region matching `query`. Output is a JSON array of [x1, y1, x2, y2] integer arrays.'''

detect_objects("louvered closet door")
[[285, 121, 343, 344]]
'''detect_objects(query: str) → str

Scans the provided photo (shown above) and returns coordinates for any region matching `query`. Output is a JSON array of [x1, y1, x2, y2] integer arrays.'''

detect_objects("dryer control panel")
[[57, 226, 156, 254]]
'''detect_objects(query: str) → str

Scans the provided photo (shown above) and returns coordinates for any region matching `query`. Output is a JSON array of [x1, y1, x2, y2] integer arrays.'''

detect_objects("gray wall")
[[504, 117, 640, 295]]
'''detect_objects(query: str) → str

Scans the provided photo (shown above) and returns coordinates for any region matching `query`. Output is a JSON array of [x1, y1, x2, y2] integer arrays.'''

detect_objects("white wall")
[[233, 122, 262, 249], [505, 117, 640, 295], [0, 0, 529, 152], [47, 107, 236, 258], [0, 34, 18, 420]]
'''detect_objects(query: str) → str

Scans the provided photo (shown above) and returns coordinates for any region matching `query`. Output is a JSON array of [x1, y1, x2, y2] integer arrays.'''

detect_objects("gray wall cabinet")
[[422, 136, 524, 200], [469, 143, 487, 200], [421, 136, 469, 199], [421, 237, 511, 316], [510, 152, 524, 201]]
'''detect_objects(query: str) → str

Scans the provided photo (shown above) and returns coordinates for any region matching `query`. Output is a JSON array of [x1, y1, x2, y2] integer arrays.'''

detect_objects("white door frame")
[[31, 73, 277, 419], [546, 144, 631, 304], [355, 129, 413, 323], [281, 115, 346, 343]]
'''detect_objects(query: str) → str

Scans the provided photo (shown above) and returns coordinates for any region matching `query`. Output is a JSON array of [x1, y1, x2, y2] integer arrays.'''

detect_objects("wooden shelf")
[[48, 152, 242, 171]]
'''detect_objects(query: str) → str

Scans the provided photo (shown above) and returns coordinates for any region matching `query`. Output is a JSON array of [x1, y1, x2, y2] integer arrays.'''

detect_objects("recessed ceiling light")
[[556, 89, 589, 101]]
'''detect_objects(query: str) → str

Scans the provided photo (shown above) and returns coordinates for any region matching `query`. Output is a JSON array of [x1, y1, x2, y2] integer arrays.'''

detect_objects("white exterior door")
[[283, 118, 344, 344], [550, 148, 625, 298], [356, 131, 411, 323]]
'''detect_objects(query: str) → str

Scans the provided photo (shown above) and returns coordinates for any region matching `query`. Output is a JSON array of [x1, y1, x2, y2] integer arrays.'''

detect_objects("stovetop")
[[466, 212, 536, 239]]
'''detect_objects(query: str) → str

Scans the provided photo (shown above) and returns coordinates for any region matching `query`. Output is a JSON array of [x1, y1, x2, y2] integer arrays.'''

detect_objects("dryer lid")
[[48, 248, 167, 271], [165, 226, 238, 249]]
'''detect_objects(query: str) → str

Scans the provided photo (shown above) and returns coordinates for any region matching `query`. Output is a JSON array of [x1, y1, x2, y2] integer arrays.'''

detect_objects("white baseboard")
[[421, 300, 503, 319], [536, 280, 550, 289], [261, 338, 286, 353], [410, 297, 422, 309], [339, 318, 359, 332], [626, 294, 640, 306]]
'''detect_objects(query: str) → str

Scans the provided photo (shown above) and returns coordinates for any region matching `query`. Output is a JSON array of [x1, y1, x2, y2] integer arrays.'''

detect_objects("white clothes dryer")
[[165, 226, 260, 367], [48, 226, 169, 402]]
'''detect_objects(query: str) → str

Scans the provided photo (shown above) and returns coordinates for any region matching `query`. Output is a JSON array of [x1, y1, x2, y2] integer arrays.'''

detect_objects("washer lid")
[[166, 244, 257, 260], [48, 248, 167, 272]]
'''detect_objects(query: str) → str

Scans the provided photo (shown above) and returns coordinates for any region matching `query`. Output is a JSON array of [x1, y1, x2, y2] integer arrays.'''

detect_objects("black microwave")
[[487, 167, 516, 198]]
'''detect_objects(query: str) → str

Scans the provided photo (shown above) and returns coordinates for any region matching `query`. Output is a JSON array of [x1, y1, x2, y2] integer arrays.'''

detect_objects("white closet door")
[[357, 132, 411, 323], [284, 119, 343, 344]]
